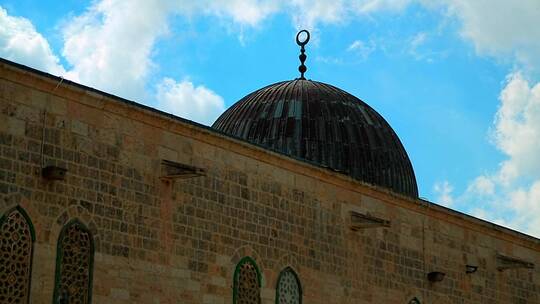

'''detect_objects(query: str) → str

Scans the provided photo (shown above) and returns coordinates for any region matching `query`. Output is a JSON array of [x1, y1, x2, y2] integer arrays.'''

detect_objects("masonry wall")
[[1, 60, 539, 304]]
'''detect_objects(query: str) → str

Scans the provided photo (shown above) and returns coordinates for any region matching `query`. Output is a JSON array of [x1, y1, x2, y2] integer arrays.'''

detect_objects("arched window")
[[233, 256, 261, 304], [0, 207, 35, 303], [276, 267, 302, 304], [53, 220, 94, 304]]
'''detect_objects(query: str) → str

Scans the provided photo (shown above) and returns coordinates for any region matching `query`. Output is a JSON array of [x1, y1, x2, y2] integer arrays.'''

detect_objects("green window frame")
[[0, 206, 36, 304], [52, 219, 94, 304], [233, 256, 262, 304]]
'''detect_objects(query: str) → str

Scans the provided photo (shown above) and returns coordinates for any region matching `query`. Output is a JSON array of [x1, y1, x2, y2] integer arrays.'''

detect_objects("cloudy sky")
[[1, 0, 540, 236]]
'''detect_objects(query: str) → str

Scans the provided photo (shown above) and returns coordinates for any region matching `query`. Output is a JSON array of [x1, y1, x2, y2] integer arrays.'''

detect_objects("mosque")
[[0, 30, 539, 303]]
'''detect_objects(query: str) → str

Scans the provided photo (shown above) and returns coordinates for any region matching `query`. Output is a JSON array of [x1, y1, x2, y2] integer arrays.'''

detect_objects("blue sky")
[[1, 0, 540, 236]]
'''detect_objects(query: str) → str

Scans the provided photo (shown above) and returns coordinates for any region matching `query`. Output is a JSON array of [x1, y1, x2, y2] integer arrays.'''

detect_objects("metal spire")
[[296, 30, 310, 79]]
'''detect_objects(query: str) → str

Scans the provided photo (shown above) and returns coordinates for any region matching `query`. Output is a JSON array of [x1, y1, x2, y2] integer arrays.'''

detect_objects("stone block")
[[203, 294, 224, 304], [158, 145, 178, 161], [71, 120, 88, 136], [1, 116, 26, 136], [110, 288, 130, 300], [210, 276, 226, 287]]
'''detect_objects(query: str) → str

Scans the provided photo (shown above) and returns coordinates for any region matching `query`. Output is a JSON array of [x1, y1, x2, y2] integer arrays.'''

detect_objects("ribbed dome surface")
[[212, 79, 418, 197]]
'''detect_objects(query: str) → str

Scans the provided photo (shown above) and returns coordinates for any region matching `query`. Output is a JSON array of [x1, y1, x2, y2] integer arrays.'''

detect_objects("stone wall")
[[1, 60, 539, 303]]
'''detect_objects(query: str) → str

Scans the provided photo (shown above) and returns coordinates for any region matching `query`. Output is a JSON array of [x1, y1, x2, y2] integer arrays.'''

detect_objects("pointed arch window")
[[53, 220, 94, 304], [276, 267, 302, 304], [233, 256, 261, 304], [0, 207, 35, 304]]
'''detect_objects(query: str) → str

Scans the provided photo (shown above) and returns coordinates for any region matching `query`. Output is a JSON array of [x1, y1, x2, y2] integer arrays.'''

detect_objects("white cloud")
[[466, 175, 495, 196], [404, 0, 540, 236], [347, 39, 376, 60], [204, 0, 279, 27], [287, 0, 417, 29], [61, 0, 231, 124], [0, 7, 65, 75], [506, 181, 540, 236], [440, 0, 540, 69], [410, 32, 427, 50], [288, 0, 540, 69], [282, 1, 540, 69], [492, 73, 540, 184], [0, 3, 227, 125], [156, 78, 225, 125], [456, 74, 540, 237], [470, 180, 540, 237], [289, 0, 346, 29], [61, 0, 175, 100], [433, 181, 454, 207], [353, 0, 413, 14], [407, 32, 435, 61]]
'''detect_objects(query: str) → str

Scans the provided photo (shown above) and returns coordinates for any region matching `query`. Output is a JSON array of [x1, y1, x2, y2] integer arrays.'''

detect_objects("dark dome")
[[212, 79, 418, 197]]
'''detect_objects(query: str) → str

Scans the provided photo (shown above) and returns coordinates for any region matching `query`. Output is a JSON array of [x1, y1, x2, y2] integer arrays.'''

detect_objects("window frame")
[[0, 206, 36, 304], [52, 219, 95, 304], [233, 256, 262, 304], [275, 266, 302, 304]]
